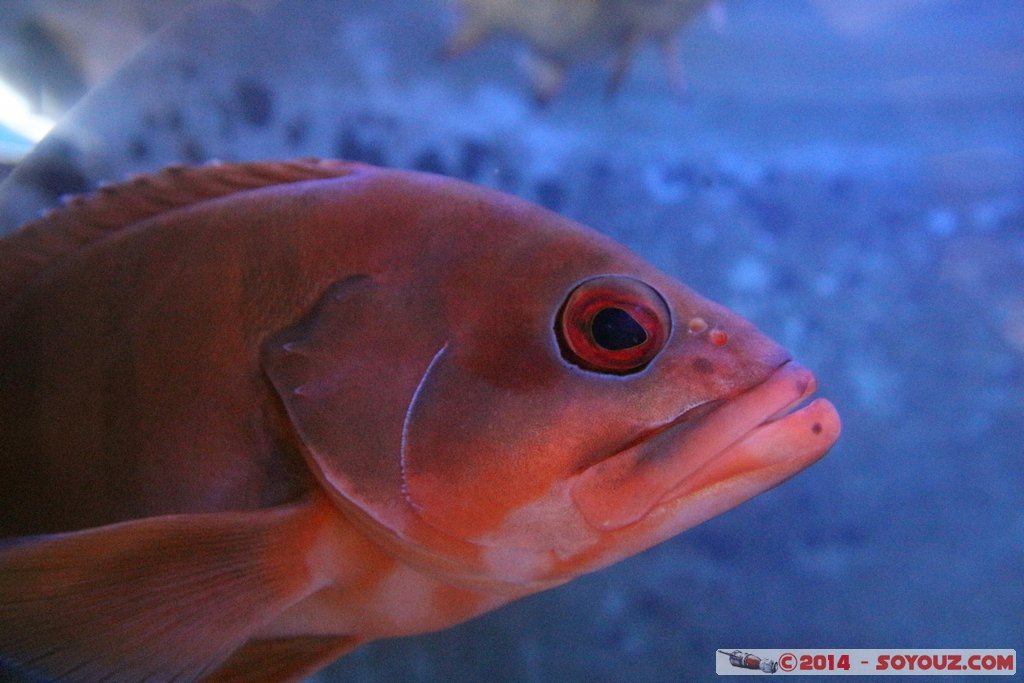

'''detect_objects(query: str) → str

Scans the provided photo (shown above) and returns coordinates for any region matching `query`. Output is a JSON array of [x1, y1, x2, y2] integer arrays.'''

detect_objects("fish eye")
[[556, 276, 671, 374]]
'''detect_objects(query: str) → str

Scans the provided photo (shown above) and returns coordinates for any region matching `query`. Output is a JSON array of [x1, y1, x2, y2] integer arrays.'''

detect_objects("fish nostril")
[[687, 317, 708, 334]]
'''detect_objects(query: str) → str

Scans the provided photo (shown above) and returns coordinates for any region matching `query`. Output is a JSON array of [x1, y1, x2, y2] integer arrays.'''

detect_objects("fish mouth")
[[570, 361, 841, 532]]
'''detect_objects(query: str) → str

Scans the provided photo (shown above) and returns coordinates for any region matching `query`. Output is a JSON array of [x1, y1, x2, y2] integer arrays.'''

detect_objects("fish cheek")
[[456, 323, 562, 392], [400, 348, 583, 542]]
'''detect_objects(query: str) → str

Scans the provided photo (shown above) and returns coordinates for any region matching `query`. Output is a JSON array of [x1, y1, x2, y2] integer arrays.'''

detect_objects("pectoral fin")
[[0, 497, 334, 683]]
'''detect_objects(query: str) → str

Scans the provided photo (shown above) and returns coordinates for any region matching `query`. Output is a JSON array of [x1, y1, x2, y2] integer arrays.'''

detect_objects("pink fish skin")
[[0, 159, 839, 682]]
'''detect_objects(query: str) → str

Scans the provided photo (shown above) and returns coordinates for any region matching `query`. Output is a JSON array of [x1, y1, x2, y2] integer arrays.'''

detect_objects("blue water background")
[[0, 1, 1021, 680]]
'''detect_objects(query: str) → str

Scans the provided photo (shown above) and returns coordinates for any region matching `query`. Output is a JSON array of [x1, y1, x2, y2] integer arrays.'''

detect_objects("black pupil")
[[591, 307, 648, 350]]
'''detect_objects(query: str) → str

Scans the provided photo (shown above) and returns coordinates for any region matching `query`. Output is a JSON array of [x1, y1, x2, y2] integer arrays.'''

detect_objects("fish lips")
[[569, 362, 841, 532]]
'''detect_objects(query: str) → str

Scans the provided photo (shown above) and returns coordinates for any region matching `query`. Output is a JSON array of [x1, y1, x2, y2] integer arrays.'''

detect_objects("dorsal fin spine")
[[0, 158, 360, 310]]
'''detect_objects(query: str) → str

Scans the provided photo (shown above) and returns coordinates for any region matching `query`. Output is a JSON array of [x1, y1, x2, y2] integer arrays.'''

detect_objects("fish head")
[[264, 169, 840, 591]]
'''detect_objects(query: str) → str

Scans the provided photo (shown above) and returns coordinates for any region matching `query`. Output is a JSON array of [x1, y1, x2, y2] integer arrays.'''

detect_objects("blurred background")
[[0, 1, 1021, 680]]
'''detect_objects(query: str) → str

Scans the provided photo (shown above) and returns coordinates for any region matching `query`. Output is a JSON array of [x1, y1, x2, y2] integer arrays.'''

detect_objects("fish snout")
[[656, 304, 793, 407], [569, 360, 835, 533]]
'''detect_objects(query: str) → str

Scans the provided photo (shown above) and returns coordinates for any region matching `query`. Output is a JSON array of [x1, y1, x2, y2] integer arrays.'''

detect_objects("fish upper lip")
[[602, 358, 795, 464], [607, 398, 725, 458], [652, 359, 815, 457]]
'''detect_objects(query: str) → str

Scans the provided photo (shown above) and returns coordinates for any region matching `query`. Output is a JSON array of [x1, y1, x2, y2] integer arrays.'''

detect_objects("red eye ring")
[[556, 276, 671, 375]]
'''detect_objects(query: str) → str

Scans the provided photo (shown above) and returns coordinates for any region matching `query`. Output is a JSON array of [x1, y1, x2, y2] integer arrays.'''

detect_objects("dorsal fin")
[[0, 158, 360, 307]]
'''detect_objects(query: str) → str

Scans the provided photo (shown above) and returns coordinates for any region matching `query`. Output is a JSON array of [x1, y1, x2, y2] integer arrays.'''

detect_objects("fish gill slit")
[[399, 342, 449, 511]]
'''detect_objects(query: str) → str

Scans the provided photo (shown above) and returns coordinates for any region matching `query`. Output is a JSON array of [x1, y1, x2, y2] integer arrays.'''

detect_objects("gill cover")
[[262, 275, 449, 535]]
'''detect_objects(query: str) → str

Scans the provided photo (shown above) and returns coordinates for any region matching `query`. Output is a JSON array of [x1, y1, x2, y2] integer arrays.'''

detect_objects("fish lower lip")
[[587, 360, 795, 469], [570, 362, 837, 532], [656, 394, 837, 504]]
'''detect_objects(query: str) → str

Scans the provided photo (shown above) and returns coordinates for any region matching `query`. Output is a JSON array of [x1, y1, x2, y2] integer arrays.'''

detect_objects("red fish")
[[0, 159, 839, 682]]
